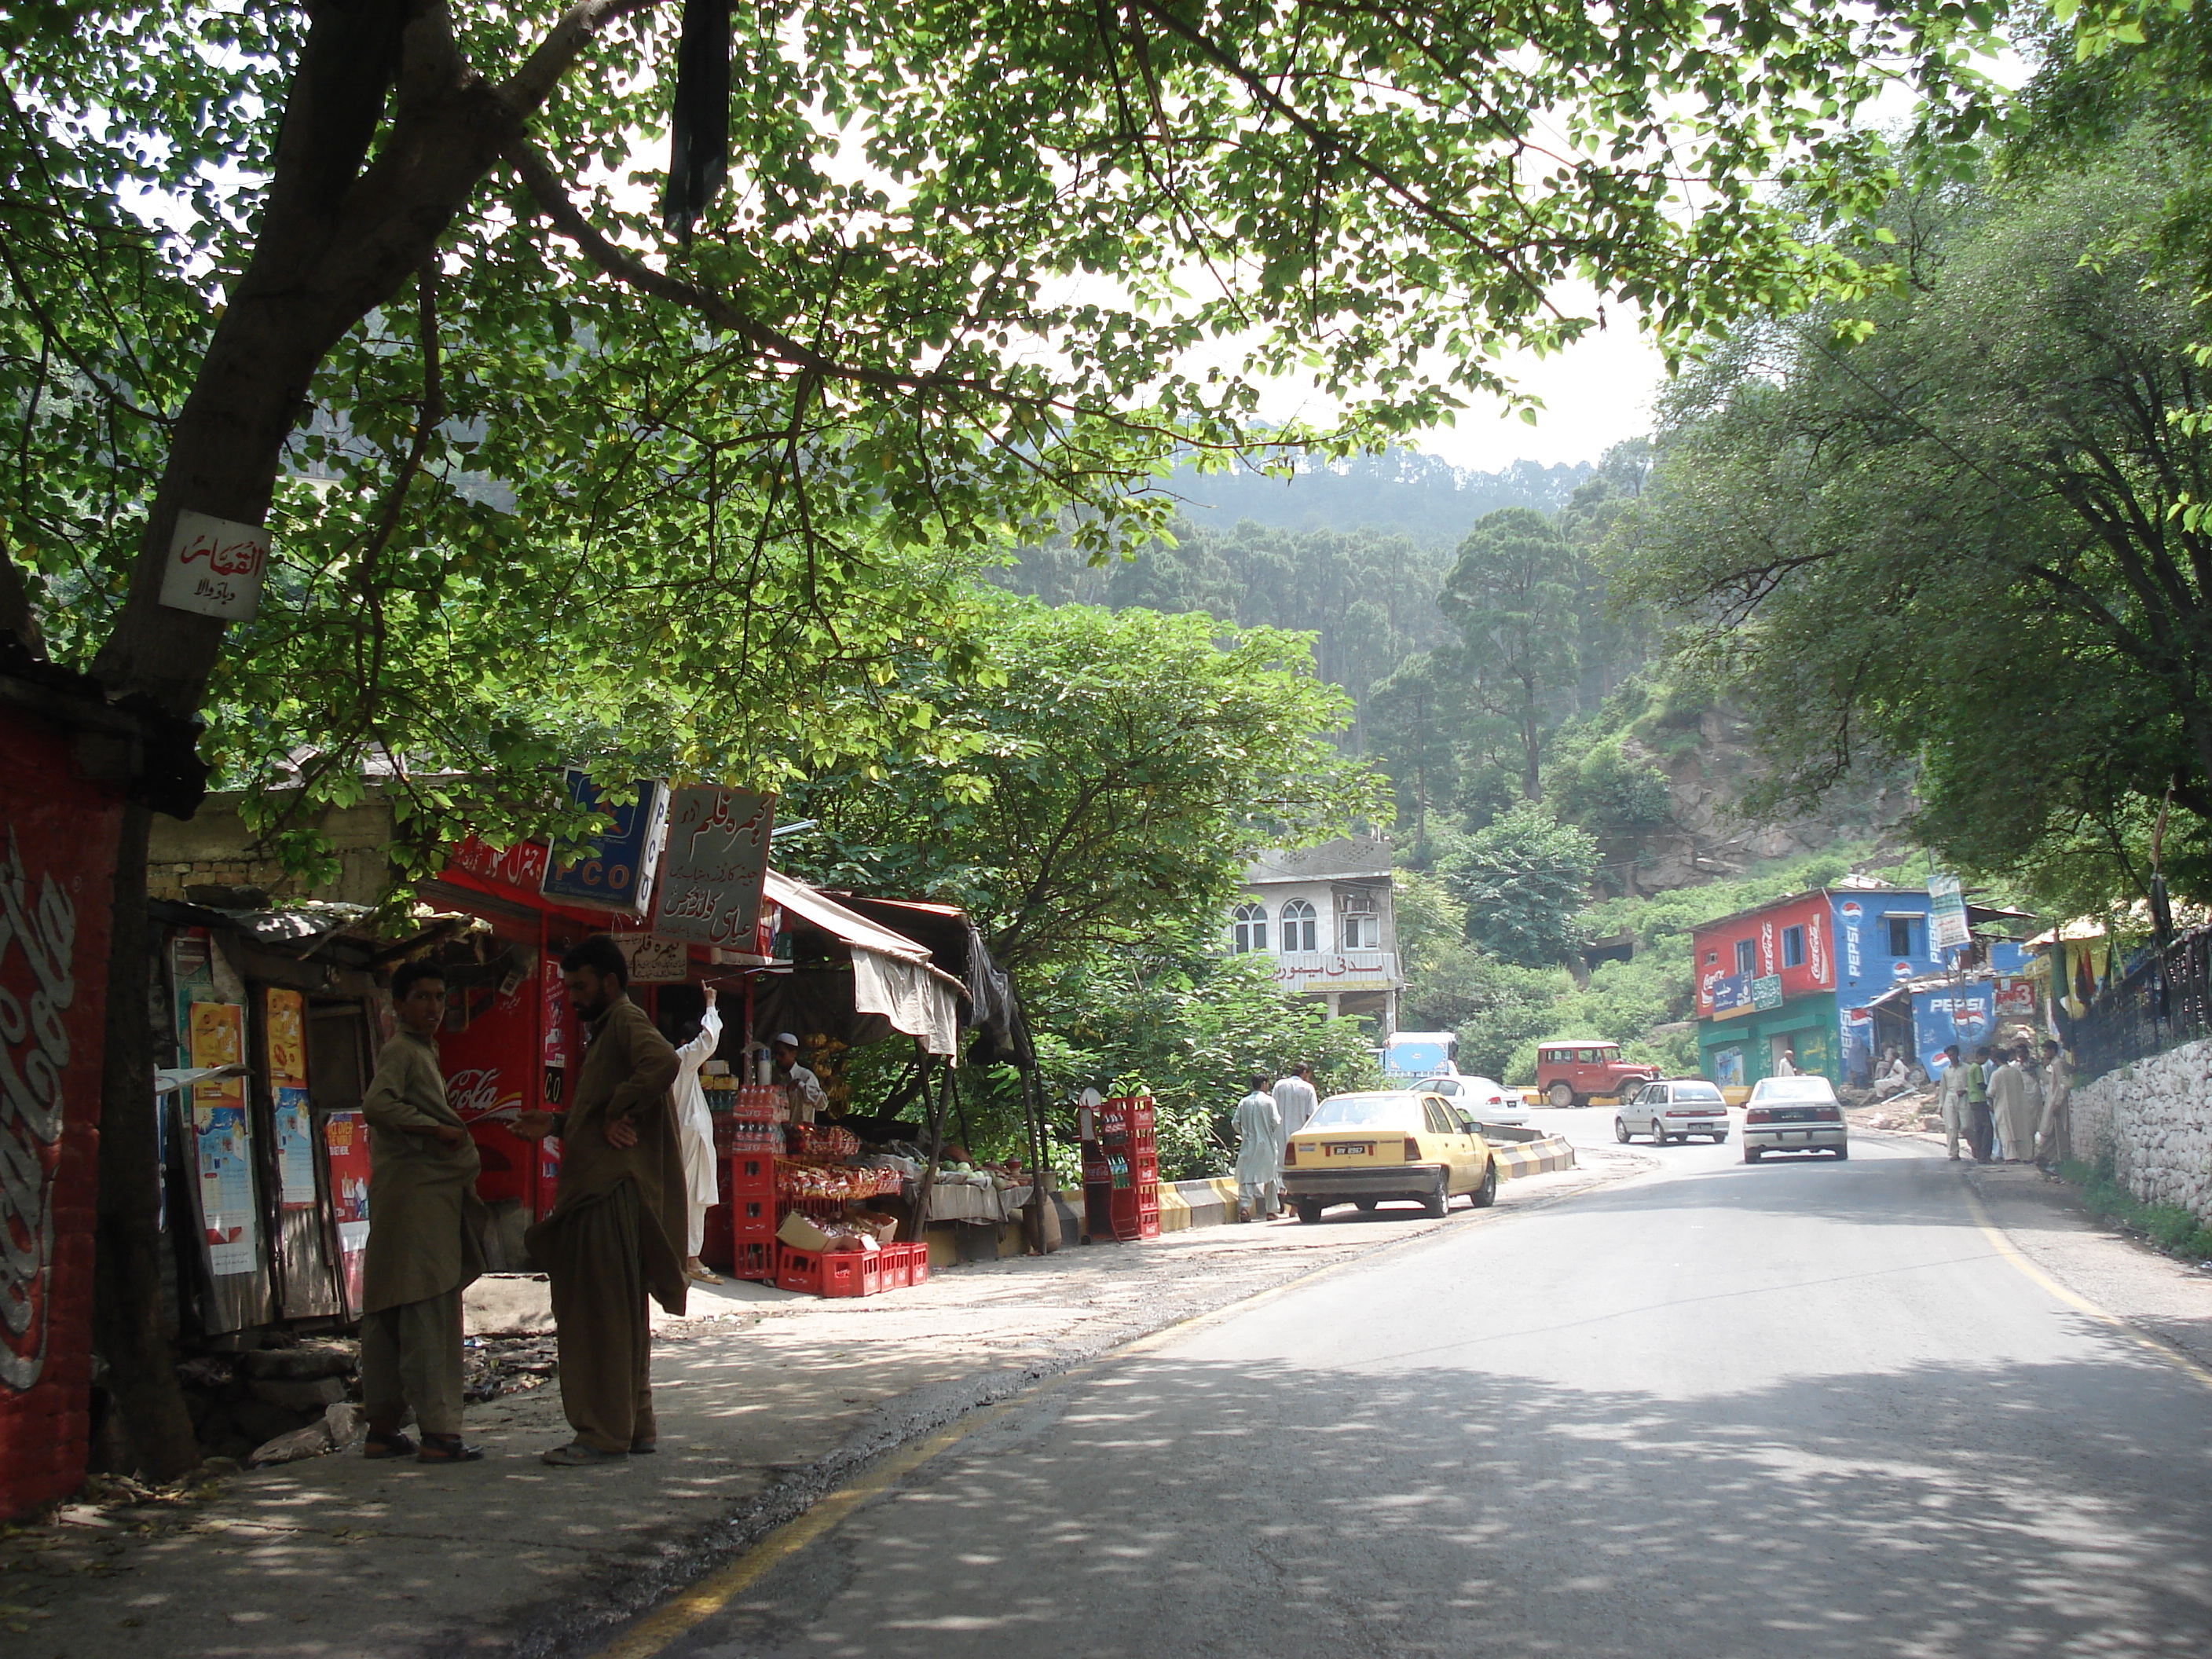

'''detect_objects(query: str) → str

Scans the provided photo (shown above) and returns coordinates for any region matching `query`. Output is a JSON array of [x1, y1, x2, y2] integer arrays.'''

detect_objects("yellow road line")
[[1960, 1179, 2212, 1395], [588, 1390, 1048, 1659], [591, 1160, 1631, 1659]]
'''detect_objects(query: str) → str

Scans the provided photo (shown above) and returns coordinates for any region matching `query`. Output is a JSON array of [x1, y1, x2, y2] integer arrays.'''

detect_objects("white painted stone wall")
[[2070, 1038, 2212, 1219]]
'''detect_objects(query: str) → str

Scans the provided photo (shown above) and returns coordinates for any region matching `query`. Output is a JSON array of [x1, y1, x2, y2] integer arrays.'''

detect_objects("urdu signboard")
[[652, 787, 775, 948]]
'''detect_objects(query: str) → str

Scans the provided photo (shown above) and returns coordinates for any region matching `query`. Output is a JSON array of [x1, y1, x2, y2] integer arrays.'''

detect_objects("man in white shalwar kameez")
[[1273, 1064, 1318, 1144], [1233, 1076, 1282, 1222], [672, 987, 724, 1283], [1987, 1049, 2037, 1166], [1936, 1044, 1970, 1161]]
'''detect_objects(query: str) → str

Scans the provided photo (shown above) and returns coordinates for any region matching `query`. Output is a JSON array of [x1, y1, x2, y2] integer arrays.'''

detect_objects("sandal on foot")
[[364, 1431, 418, 1459], [417, 1435, 485, 1463], [541, 1441, 627, 1467], [629, 1437, 657, 1455]]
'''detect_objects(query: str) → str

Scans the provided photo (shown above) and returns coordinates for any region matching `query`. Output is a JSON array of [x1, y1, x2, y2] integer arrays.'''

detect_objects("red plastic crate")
[[775, 1245, 823, 1295], [730, 1193, 775, 1236], [909, 1241, 930, 1285], [731, 1239, 775, 1281], [882, 1243, 913, 1290], [1130, 1152, 1159, 1183], [820, 1250, 882, 1298], [725, 1152, 776, 1192]]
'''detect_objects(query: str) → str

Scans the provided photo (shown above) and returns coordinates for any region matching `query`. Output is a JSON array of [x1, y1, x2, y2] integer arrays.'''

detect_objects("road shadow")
[[684, 1346, 2212, 1659]]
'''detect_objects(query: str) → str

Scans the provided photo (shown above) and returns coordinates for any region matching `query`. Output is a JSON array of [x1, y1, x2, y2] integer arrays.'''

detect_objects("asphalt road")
[[631, 1117, 2212, 1659]]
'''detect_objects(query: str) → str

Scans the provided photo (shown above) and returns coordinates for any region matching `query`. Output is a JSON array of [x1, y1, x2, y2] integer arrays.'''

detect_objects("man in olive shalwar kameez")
[[360, 959, 491, 1463], [513, 936, 687, 1466]]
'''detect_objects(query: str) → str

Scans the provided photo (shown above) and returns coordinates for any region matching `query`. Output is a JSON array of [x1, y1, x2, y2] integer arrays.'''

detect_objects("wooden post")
[[908, 1057, 952, 1242]]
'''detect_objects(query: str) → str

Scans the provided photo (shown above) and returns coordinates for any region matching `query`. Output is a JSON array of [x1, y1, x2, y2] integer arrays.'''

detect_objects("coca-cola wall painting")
[[0, 711, 126, 1520]]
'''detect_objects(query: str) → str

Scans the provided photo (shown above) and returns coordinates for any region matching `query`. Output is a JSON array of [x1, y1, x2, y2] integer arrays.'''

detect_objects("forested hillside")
[[1000, 436, 1912, 1086]]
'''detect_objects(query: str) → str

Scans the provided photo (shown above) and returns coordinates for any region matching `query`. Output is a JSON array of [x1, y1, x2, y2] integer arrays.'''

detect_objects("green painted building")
[[1695, 991, 1841, 1090]]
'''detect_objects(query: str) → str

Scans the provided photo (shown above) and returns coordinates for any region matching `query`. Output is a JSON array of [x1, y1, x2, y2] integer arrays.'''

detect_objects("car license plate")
[[1327, 1143, 1372, 1156]]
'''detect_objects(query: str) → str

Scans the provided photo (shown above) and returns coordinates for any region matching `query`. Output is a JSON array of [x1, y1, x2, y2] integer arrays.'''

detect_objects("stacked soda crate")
[[711, 1150, 778, 1281], [1101, 1096, 1161, 1242]]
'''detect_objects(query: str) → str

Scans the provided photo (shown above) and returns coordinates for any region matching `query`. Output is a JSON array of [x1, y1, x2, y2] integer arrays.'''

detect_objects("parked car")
[[1535, 1040, 1661, 1108], [1741, 1076, 1848, 1162], [1283, 1090, 1498, 1223], [1616, 1078, 1730, 1144], [1428, 1072, 1531, 1127]]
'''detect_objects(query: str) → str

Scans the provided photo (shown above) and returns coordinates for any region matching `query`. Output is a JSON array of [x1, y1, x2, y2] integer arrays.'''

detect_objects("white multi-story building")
[[1227, 834, 1403, 1032]]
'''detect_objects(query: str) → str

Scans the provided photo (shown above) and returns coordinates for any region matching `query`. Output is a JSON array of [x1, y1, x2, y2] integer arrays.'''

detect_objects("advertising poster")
[[652, 786, 775, 947], [273, 1085, 317, 1207], [186, 999, 247, 1128], [540, 771, 669, 917], [1929, 873, 1972, 953], [264, 986, 307, 1086], [193, 1104, 258, 1276], [323, 1110, 372, 1310]]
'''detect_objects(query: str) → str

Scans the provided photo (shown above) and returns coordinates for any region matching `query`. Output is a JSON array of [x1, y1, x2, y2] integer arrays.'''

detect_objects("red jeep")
[[1536, 1041, 1661, 1108]]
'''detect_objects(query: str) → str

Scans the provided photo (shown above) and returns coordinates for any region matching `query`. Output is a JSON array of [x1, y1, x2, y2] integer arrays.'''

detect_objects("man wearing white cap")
[[770, 1032, 828, 1124]]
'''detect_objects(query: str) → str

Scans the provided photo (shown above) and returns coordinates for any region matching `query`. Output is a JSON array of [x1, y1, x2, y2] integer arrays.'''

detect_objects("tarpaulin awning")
[[853, 947, 961, 1056], [763, 870, 967, 1052], [765, 870, 933, 963]]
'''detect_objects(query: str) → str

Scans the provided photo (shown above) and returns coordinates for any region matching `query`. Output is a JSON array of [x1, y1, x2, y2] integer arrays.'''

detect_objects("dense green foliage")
[[781, 598, 1382, 972], [2, 0, 2002, 865], [1616, 152, 2212, 915], [998, 518, 1452, 749], [1439, 804, 1602, 968], [1366, 456, 1657, 833]]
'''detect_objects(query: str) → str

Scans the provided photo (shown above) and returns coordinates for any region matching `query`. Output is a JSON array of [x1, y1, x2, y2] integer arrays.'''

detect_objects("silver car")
[[1616, 1078, 1730, 1144], [1741, 1076, 1848, 1162]]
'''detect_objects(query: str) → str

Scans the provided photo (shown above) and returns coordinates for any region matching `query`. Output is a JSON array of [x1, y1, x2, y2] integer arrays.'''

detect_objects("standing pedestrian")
[[358, 959, 489, 1464], [1987, 1046, 2036, 1165], [1774, 1047, 1799, 1079], [1233, 1075, 1281, 1223], [1936, 1044, 1970, 1161], [1273, 1063, 1319, 1140], [2037, 1040, 2074, 1170], [670, 986, 723, 1285], [1965, 1046, 1995, 1163], [511, 936, 687, 1466]]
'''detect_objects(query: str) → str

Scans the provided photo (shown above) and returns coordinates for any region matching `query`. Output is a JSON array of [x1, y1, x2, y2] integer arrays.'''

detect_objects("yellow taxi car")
[[1282, 1090, 1497, 1225]]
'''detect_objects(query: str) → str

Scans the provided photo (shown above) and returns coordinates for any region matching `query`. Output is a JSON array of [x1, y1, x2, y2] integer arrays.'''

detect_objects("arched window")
[[1230, 902, 1268, 954], [1280, 898, 1318, 954]]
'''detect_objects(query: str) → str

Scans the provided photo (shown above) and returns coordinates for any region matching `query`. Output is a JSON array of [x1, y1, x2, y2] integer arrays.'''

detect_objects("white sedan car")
[[1742, 1076, 1849, 1162], [1426, 1072, 1531, 1127], [1616, 1078, 1730, 1144]]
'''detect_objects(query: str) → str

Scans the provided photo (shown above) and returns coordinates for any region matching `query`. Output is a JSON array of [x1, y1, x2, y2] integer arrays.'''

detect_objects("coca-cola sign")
[[0, 828, 73, 1391]]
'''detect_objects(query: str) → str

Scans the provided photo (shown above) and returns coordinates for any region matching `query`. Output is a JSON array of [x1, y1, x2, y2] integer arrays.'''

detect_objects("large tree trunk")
[[77, 1, 538, 1475], [90, 805, 200, 1479]]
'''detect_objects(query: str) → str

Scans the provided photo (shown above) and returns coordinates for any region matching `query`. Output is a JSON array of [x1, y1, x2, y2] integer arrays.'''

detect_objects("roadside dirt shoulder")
[[1965, 1163, 2212, 1376]]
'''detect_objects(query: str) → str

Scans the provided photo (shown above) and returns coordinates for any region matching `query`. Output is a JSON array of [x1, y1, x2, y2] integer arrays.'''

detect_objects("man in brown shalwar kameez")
[[512, 935, 687, 1466], [360, 959, 490, 1463]]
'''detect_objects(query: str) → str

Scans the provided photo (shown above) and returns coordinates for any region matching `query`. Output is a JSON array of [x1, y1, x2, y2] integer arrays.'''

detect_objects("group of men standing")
[[1936, 1038, 2073, 1168], [359, 935, 698, 1467], [1232, 1064, 1319, 1221]]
